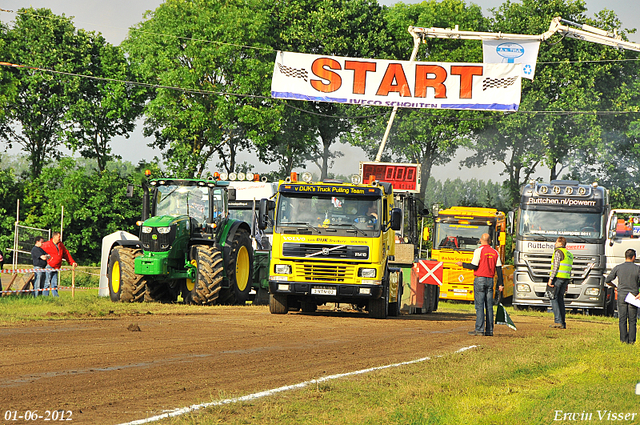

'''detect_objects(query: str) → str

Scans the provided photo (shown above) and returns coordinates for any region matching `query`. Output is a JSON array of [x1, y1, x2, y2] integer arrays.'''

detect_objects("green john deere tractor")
[[107, 176, 255, 305]]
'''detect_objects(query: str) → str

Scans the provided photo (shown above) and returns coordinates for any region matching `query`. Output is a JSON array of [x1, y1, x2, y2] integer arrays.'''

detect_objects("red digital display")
[[360, 162, 420, 193]]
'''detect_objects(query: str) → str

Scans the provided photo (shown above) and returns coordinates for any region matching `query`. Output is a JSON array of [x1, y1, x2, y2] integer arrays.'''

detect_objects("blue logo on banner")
[[496, 42, 525, 63]]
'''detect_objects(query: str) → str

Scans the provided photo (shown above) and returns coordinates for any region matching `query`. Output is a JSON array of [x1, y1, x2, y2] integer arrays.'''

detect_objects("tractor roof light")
[[301, 171, 313, 183], [144, 169, 152, 177], [213, 172, 221, 180], [219, 172, 228, 181]]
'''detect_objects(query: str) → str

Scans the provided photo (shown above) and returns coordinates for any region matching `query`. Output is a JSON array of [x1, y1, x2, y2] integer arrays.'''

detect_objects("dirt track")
[[1, 305, 570, 424]]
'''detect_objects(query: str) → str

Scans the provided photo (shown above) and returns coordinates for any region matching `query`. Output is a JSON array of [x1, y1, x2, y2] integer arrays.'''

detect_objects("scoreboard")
[[359, 162, 421, 193]]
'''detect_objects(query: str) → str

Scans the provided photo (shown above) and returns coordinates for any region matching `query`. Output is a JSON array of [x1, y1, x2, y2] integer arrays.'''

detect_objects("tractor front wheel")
[[108, 246, 146, 303]]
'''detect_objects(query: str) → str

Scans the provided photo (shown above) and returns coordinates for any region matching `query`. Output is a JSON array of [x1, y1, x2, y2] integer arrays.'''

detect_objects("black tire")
[[388, 271, 403, 317], [269, 293, 288, 314], [219, 228, 253, 305], [108, 246, 146, 303], [433, 286, 440, 311], [145, 280, 178, 303], [512, 304, 524, 311], [186, 245, 224, 305], [301, 300, 317, 313], [423, 284, 435, 314], [369, 285, 389, 319]]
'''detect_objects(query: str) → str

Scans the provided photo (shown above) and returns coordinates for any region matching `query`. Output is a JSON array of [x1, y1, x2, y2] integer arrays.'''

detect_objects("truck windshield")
[[519, 210, 603, 239], [276, 194, 381, 233], [434, 222, 491, 251]]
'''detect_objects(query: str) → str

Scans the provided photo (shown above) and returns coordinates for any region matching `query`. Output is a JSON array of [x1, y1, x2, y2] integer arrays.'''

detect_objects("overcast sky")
[[2, 0, 639, 182]]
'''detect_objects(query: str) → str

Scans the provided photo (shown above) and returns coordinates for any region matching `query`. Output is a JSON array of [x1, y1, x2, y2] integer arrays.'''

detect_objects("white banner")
[[482, 39, 540, 80], [271, 51, 521, 112]]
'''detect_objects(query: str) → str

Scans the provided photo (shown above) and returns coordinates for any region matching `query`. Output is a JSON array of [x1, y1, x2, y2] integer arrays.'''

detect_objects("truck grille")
[[283, 243, 369, 260], [139, 227, 176, 252], [522, 253, 595, 281], [292, 262, 357, 283]]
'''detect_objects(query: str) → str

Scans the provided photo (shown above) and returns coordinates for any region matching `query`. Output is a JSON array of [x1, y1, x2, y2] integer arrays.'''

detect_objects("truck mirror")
[[228, 188, 236, 201], [507, 211, 515, 234], [258, 198, 269, 230], [422, 227, 430, 241], [126, 184, 134, 198], [390, 208, 402, 231]]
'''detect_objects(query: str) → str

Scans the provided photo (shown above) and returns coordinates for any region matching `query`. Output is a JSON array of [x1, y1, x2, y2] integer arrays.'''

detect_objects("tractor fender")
[[99, 231, 140, 297]]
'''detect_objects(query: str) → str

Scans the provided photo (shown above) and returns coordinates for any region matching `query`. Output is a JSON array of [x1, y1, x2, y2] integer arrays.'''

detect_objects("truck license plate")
[[311, 286, 337, 296]]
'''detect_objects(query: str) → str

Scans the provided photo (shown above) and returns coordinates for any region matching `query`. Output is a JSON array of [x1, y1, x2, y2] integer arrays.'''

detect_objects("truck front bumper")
[[269, 280, 384, 302]]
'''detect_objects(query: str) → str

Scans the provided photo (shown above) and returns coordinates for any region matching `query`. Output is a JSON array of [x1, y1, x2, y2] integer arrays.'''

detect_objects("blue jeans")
[[474, 276, 494, 335], [33, 271, 46, 296], [550, 278, 568, 326], [44, 265, 58, 297]]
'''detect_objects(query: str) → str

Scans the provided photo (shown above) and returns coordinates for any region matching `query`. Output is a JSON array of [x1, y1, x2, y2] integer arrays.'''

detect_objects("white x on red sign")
[[418, 260, 443, 286]]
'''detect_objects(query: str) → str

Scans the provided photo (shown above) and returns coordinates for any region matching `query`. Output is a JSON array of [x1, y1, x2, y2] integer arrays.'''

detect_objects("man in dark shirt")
[[605, 249, 640, 344], [31, 236, 50, 297]]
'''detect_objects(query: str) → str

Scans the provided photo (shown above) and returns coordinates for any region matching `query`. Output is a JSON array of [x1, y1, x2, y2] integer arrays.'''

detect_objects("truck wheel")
[[369, 285, 388, 319], [220, 229, 253, 305], [389, 271, 403, 317], [269, 293, 288, 314], [187, 245, 224, 305], [301, 301, 317, 313], [108, 246, 146, 302]]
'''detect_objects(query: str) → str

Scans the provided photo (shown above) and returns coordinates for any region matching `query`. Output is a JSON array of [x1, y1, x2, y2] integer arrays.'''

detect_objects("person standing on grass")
[[548, 236, 573, 329], [456, 233, 504, 336], [31, 236, 50, 297], [605, 249, 640, 344], [41, 232, 77, 297]]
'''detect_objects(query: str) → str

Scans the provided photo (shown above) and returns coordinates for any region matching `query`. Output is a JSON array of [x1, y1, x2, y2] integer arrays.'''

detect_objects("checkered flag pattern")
[[482, 76, 518, 91], [277, 63, 308, 82]]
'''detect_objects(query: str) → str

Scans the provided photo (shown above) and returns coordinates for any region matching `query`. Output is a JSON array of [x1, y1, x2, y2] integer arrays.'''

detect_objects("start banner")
[[271, 51, 521, 112]]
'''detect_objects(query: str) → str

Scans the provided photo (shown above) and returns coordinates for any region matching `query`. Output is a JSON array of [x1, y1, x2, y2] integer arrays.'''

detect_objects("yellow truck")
[[430, 206, 514, 302], [260, 172, 403, 318]]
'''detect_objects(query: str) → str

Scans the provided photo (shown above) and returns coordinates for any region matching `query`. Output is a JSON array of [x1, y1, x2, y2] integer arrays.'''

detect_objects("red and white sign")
[[417, 260, 444, 286], [271, 51, 521, 112]]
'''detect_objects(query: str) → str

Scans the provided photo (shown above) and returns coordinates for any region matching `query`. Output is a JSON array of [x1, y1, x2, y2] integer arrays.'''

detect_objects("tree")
[[124, 0, 277, 178], [3, 8, 89, 178], [465, 0, 639, 206], [65, 38, 147, 172]]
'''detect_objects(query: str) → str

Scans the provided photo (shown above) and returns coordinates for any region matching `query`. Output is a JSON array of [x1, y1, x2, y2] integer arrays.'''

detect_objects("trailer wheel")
[[369, 284, 389, 319], [219, 228, 253, 305], [108, 246, 146, 302], [186, 245, 224, 305], [269, 293, 288, 314]]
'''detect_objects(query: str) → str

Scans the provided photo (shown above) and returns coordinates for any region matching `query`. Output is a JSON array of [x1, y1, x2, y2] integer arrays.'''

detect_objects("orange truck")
[[429, 206, 514, 302]]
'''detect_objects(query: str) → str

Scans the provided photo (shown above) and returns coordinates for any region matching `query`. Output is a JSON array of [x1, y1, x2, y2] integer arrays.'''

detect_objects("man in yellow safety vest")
[[548, 236, 573, 329]]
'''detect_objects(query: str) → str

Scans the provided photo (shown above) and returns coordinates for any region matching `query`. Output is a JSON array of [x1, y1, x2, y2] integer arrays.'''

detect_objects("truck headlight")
[[275, 264, 291, 274], [516, 284, 531, 292], [359, 268, 376, 278], [142, 226, 152, 234], [585, 288, 600, 296], [157, 226, 171, 234]]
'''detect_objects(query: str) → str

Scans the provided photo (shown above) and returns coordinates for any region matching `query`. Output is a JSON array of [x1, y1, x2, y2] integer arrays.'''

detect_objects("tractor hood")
[[143, 215, 190, 228]]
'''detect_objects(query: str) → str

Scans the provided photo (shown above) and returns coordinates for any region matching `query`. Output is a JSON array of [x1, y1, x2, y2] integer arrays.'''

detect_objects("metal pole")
[[374, 28, 423, 162], [13, 199, 19, 270], [60, 205, 64, 240]]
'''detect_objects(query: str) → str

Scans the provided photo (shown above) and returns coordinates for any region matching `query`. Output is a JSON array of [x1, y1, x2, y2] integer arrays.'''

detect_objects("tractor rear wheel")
[[186, 245, 224, 305], [219, 228, 253, 305], [108, 246, 146, 302]]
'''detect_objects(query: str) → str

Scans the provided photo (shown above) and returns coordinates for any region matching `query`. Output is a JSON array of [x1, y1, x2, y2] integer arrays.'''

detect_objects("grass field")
[[1, 292, 638, 424]]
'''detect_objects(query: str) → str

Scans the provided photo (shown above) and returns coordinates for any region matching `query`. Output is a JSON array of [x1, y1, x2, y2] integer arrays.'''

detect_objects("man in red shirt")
[[41, 232, 77, 297], [456, 233, 504, 336]]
